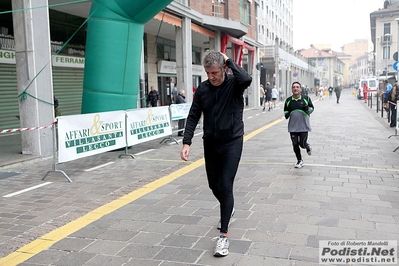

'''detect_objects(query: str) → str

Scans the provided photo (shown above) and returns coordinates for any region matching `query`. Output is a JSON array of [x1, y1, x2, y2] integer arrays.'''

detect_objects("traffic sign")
[[394, 52, 398, 61], [393, 61, 399, 71]]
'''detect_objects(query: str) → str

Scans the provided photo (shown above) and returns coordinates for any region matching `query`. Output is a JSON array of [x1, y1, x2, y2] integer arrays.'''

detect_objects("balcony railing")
[[381, 35, 392, 44]]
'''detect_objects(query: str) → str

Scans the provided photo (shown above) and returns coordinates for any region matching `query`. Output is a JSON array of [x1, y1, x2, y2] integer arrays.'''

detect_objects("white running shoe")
[[217, 207, 235, 230], [295, 160, 304, 168], [213, 234, 229, 257]]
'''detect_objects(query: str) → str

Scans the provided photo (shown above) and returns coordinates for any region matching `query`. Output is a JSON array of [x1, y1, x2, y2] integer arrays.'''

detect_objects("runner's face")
[[205, 64, 226, 86], [292, 84, 302, 96]]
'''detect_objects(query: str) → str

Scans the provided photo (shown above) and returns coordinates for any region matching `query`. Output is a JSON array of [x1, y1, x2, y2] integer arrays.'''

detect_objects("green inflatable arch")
[[81, 0, 173, 113]]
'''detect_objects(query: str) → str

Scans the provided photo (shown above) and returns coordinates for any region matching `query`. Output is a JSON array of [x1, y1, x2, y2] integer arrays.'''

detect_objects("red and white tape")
[[0, 120, 57, 134]]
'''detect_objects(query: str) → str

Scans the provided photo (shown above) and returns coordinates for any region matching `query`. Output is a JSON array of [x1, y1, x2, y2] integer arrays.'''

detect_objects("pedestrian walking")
[[54, 96, 61, 117], [318, 86, 324, 100], [363, 82, 368, 103], [272, 85, 278, 109], [259, 84, 265, 106], [284, 81, 314, 169], [263, 82, 272, 111], [334, 84, 342, 103], [180, 50, 252, 257], [383, 81, 398, 127], [175, 89, 186, 136], [389, 83, 398, 127], [383, 80, 392, 110], [171, 83, 178, 103], [147, 86, 159, 107], [328, 86, 333, 98]]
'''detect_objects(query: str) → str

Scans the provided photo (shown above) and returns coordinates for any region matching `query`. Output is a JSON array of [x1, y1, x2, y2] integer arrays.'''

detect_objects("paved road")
[[0, 89, 398, 265]]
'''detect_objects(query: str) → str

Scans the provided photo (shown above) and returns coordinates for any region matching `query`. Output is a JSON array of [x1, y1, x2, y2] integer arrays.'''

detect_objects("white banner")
[[57, 111, 126, 163], [170, 103, 191, 121], [126, 106, 172, 146]]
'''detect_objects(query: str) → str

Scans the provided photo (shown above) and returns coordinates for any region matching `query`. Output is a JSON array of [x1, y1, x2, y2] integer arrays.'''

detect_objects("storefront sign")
[[0, 49, 15, 64], [57, 111, 126, 163], [158, 60, 203, 76], [126, 106, 172, 146], [0, 49, 84, 68], [52, 55, 84, 68], [192, 64, 204, 75]]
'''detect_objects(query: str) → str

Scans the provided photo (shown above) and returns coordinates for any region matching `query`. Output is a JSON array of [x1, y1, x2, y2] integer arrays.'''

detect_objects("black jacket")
[[147, 90, 159, 104], [264, 85, 272, 98], [183, 59, 252, 145], [176, 93, 186, 104]]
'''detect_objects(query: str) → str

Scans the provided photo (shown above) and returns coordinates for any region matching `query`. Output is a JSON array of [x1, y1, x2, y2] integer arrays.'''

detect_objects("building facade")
[[258, 0, 316, 99], [341, 39, 370, 87], [0, 0, 315, 133], [370, 0, 399, 84], [298, 45, 345, 88]]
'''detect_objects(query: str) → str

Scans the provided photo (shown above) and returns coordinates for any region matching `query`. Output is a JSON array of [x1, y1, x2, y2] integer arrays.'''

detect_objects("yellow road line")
[[0, 118, 282, 266], [0, 159, 206, 265]]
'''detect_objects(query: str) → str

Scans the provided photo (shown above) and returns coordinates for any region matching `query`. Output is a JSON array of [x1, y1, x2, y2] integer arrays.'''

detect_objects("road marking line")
[[134, 149, 155, 156], [84, 162, 115, 172], [0, 159, 205, 266], [239, 161, 399, 173], [3, 182, 52, 198]]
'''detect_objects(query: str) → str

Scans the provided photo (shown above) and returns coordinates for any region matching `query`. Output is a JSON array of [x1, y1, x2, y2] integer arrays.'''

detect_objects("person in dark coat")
[[147, 86, 159, 107], [180, 50, 252, 257], [175, 89, 186, 136], [54, 96, 61, 117], [334, 84, 342, 104]]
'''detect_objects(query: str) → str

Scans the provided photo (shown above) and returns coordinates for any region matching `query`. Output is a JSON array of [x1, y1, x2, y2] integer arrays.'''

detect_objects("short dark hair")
[[292, 81, 301, 88]]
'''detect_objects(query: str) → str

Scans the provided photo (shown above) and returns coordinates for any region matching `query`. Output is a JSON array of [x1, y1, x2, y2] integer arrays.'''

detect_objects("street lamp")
[[385, 33, 391, 80]]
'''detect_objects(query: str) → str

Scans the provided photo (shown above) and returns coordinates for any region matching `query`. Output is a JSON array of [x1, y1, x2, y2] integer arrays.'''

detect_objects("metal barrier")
[[42, 122, 72, 182], [2, 105, 193, 182]]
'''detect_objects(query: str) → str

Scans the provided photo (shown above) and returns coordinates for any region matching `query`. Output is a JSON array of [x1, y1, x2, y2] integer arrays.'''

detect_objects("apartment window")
[[212, 1, 222, 17], [192, 46, 201, 64], [239, 0, 251, 25], [247, 1, 251, 25], [383, 46, 390, 60], [383, 23, 391, 36], [156, 36, 176, 61]]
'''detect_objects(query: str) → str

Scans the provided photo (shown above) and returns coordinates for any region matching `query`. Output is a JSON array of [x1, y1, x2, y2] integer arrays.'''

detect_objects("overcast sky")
[[293, 0, 383, 51]]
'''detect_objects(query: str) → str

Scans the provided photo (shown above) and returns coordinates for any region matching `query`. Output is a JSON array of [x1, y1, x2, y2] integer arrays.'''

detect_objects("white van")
[[357, 77, 378, 100]]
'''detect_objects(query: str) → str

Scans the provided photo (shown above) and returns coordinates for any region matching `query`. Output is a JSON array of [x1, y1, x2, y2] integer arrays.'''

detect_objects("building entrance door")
[[158, 76, 173, 106]]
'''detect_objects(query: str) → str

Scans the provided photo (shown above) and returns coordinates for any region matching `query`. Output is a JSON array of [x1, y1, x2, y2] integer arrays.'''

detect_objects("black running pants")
[[203, 136, 243, 233], [290, 132, 308, 161]]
